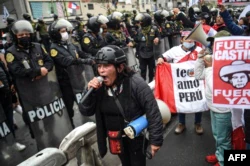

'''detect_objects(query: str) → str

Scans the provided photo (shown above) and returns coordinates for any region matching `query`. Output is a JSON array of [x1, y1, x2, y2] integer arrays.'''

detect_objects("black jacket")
[[6, 43, 53, 79], [0, 61, 11, 93], [50, 42, 91, 82], [175, 12, 195, 28], [81, 32, 106, 56], [79, 73, 163, 157]]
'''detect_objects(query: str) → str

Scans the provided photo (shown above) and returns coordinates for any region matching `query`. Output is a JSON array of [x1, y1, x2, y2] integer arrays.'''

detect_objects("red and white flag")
[[155, 60, 208, 114], [68, 2, 80, 10]]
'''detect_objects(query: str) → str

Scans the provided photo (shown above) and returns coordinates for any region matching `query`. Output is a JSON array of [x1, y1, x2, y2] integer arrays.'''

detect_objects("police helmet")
[[210, 8, 218, 17], [180, 7, 186, 13], [87, 15, 109, 33], [87, 13, 93, 19], [6, 17, 15, 25], [38, 18, 44, 24], [246, 11, 250, 17], [154, 10, 169, 24], [11, 20, 34, 44], [12, 20, 34, 35], [49, 19, 73, 42], [76, 16, 81, 21], [228, 8, 233, 16], [23, 13, 31, 21], [135, 13, 152, 27], [107, 12, 123, 30], [53, 14, 58, 21], [95, 45, 127, 65], [193, 7, 201, 15]]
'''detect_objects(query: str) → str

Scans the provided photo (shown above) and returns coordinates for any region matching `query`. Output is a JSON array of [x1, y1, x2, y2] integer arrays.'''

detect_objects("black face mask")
[[18, 37, 31, 49]]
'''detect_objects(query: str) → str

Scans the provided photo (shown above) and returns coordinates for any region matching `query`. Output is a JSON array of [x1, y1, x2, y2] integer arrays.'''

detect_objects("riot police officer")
[[75, 16, 85, 42], [0, 60, 26, 152], [106, 12, 133, 47], [81, 15, 109, 57], [134, 13, 160, 82], [36, 18, 50, 52], [49, 19, 94, 127], [5, 20, 71, 150], [154, 10, 170, 50]]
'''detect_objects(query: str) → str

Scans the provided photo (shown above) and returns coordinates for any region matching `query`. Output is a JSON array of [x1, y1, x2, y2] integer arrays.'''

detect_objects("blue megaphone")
[[124, 99, 171, 139]]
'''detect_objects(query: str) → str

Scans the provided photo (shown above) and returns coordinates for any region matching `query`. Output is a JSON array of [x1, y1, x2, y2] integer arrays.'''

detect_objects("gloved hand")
[[79, 58, 95, 65]]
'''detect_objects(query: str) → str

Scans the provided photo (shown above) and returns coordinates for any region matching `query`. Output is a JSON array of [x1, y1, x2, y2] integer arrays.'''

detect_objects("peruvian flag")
[[68, 2, 80, 10], [155, 60, 208, 114]]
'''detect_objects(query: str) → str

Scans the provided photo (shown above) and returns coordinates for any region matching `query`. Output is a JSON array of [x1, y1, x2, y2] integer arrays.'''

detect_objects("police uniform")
[[50, 42, 92, 126], [0, 60, 14, 135], [105, 30, 128, 47], [5, 43, 54, 136], [81, 32, 106, 57], [134, 25, 160, 82], [75, 20, 85, 38], [36, 22, 50, 53]]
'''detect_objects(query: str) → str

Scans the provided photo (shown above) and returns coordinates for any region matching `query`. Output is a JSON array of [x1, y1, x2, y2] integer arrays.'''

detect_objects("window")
[[159, 4, 162, 8], [132, 5, 135, 8], [122, 5, 125, 8], [88, 4, 94, 10], [29, 1, 82, 19], [146, 0, 149, 4]]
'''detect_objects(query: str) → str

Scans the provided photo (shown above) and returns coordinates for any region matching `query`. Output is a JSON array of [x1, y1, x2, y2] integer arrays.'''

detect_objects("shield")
[[15, 69, 73, 150], [164, 37, 170, 51], [66, 64, 95, 104], [0, 104, 23, 165], [153, 38, 166, 59], [122, 47, 140, 72], [172, 34, 181, 47]]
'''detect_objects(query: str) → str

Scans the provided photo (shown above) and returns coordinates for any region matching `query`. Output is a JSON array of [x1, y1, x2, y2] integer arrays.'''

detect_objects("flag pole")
[[62, 0, 69, 20]]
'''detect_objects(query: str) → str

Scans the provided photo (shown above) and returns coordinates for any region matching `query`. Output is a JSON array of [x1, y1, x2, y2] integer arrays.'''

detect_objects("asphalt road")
[[1, 107, 215, 166]]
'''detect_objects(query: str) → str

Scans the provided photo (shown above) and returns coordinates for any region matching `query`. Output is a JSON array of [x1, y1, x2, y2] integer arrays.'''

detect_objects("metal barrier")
[[18, 122, 103, 166]]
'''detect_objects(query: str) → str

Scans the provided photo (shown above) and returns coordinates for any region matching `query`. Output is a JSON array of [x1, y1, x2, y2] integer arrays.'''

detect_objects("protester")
[[157, 29, 203, 134], [79, 45, 163, 166], [194, 30, 232, 166]]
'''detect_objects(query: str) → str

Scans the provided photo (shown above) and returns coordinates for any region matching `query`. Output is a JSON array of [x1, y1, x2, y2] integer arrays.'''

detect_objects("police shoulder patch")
[[84, 37, 90, 44], [38, 59, 44, 66], [50, 49, 58, 57], [6, 53, 14, 63]]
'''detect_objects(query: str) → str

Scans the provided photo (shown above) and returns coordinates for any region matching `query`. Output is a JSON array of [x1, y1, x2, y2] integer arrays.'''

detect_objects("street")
[[6, 107, 215, 166]]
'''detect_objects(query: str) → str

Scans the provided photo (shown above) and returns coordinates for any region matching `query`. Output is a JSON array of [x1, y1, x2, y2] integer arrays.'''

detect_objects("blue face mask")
[[183, 42, 195, 49]]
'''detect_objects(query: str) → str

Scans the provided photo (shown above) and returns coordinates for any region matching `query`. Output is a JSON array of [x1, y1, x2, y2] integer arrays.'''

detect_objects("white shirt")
[[162, 45, 202, 63], [194, 59, 231, 113]]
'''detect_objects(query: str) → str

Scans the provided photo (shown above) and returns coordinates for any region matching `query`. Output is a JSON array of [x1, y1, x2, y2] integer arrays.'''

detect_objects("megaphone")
[[186, 23, 209, 47], [124, 99, 171, 139]]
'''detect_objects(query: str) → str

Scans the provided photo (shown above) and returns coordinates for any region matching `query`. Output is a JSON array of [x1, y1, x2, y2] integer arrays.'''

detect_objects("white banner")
[[155, 61, 208, 113]]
